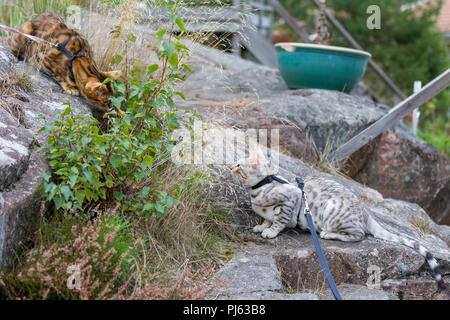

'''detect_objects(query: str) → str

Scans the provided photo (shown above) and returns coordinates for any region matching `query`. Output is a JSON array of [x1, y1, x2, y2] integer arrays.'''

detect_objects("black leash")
[[251, 175, 343, 300]]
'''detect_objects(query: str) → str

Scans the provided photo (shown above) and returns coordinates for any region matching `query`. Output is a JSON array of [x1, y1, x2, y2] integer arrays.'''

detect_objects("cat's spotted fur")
[[10, 12, 120, 108], [231, 145, 447, 290]]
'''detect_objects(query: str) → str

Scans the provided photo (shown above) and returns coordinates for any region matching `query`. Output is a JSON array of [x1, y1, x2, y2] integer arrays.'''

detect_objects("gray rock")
[[178, 88, 386, 163], [212, 253, 282, 298], [380, 279, 450, 300], [223, 291, 318, 300], [269, 231, 437, 294], [181, 65, 287, 102], [0, 40, 14, 76], [0, 150, 48, 269], [210, 251, 319, 300], [0, 108, 33, 190], [322, 284, 398, 300], [354, 123, 450, 225]]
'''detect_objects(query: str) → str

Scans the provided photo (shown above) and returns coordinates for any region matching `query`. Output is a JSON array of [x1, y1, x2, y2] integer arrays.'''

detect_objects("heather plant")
[[0, 205, 135, 299], [0, 205, 220, 300]]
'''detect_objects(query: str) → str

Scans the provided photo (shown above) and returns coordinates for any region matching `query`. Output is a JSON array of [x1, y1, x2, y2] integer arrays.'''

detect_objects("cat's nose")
[[230, 164, 241, 173], [103, 100, 113, 109]]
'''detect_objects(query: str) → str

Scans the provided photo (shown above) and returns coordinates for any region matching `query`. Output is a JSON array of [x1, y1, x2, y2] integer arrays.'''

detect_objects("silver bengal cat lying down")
[[231, 145, 447, 290]]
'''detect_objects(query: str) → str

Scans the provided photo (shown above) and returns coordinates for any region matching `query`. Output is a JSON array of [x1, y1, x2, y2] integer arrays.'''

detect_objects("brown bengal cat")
[[10, 12, 120, 108]]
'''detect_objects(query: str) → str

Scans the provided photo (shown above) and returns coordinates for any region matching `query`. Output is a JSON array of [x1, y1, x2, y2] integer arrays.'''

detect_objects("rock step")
[[322, 284, 398, 300], [0, 151, 48, 269], [210, 237, 449, 300], [209, 252, 318, 300]]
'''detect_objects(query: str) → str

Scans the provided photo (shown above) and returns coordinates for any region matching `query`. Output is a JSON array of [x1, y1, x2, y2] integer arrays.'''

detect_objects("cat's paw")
[[261, 228, 278, 239], [61, 83, 80, 96], [253, 224, 268, 233], [320, 231, 333, 239], [65, 87, 80, 96]]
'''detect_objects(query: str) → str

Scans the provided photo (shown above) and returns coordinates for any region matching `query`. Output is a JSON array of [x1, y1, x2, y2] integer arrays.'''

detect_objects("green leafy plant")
[[37, 5, 201, 218]]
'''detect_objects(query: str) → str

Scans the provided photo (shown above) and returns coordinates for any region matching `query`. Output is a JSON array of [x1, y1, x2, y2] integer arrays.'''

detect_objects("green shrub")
[[37, 5, 200, 217]]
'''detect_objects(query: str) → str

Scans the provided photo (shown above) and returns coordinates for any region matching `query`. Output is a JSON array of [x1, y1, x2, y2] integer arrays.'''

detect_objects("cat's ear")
[[267, 161, 276, 174], [249, 153, 259, 168], [103, 70, 121, 80], [254, 144, 268, 161], [85, 80, 103, 94], [249, 144, 261, 168]]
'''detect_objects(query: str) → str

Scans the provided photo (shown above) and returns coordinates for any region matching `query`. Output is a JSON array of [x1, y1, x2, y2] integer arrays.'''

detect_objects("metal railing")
[[330, 69, 450, 161]]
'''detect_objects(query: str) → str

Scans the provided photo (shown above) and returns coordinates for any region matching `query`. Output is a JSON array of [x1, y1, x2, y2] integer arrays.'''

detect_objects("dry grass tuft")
[[111, 150, 241, 288], [74, 0, 254, 79], [300, 131, 350, 179], [410, 216, 431, 237], [280, 269, 329, 300], [0, 67, 34, 126], [0, 67, 34, 93]]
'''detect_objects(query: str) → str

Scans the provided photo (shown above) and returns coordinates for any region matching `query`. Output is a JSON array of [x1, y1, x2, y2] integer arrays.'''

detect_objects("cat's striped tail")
[[366, 215, 447, 290]]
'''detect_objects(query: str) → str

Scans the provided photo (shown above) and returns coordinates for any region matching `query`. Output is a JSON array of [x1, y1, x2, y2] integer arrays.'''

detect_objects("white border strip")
[[275, 42, 371, 57]]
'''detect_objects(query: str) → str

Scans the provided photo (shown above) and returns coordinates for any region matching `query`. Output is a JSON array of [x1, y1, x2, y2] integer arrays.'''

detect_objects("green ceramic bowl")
[[275, 43, 371, 93]]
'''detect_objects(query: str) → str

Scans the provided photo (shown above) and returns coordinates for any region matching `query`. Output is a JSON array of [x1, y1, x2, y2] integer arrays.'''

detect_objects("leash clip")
[[302, 192, 311, 216]]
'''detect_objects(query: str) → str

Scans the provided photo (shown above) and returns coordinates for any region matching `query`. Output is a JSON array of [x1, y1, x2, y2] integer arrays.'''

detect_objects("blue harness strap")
[[295, 177, 343, 300]]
